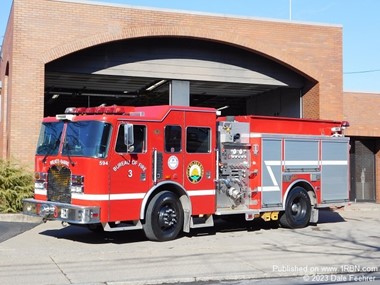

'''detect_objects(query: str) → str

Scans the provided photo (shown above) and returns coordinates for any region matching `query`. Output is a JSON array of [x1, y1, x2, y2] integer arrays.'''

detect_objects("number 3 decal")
[[128, 169, 133, 177]]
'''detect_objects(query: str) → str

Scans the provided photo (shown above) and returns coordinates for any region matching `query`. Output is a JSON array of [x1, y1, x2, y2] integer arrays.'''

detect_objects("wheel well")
[[141, 183, 191, 221], [287, 181, 317, 206]]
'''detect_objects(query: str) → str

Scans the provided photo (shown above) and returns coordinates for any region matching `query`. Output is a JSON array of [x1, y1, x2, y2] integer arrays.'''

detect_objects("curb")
[[340, 202, 380, 212], [0, 213, 42, 223]]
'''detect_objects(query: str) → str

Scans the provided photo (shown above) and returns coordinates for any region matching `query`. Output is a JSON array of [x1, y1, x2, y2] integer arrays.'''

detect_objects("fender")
[[139, 180, 192, 220], [282, 179, 316, 209], [283, 179, 319, 223]]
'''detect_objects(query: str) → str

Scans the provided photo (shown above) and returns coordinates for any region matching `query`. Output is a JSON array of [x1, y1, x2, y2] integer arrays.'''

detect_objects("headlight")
[[34, 181, 46, 190], [70, 175, 84, 193], [70, 185, 84, 193]]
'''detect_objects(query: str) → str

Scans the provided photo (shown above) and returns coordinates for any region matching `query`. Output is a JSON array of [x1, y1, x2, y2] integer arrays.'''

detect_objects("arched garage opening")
[[45, 37, 313, 117]]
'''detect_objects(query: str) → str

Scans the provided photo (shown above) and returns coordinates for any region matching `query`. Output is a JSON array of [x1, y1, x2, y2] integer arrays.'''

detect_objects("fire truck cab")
[[23, 105, 350, 241]]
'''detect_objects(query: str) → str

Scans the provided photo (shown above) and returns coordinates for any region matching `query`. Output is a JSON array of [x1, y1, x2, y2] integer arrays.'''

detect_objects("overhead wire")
[[344, 69, 380, 74]]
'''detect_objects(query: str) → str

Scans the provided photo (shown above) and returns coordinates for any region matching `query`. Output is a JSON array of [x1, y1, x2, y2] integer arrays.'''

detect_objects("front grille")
[[47, 166, 71, 203]]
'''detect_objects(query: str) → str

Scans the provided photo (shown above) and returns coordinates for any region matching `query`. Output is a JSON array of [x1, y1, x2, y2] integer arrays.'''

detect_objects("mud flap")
[[310, 207, 319, 223], [183, 209, 191, 233]]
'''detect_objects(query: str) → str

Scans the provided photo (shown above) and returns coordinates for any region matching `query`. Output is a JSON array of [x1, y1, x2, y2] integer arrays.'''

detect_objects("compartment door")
[[321, 139, 350, 203], [262, 138, 283, 207]]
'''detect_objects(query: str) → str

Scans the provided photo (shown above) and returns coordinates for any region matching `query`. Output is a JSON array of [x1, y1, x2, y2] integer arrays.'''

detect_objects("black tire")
[[279, 187, 311, 229], [143, 191, 184, 242]]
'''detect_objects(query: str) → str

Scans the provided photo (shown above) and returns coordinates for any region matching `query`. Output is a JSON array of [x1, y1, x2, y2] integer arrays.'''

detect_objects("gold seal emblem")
[[187, 161, 204, 183]]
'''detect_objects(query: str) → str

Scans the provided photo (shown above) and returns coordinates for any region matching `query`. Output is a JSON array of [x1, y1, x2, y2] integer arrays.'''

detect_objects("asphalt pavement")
[[0, 221, 40, 243], [0, 213, 41, 243]]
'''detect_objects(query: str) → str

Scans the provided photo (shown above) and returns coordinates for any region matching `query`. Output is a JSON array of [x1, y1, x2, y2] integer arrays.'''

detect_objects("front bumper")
[[23, 198, 101, 224]]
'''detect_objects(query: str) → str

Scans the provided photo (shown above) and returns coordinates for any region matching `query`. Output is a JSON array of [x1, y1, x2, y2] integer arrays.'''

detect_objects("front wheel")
[[279, 187, 311, 228], [143, 191, 184, 241]]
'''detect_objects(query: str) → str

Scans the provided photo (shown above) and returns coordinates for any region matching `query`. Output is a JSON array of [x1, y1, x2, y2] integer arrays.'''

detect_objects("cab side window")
[[116, 124, 146, 153], [165, 125, 182, 153], [186, 127, 210, 153]]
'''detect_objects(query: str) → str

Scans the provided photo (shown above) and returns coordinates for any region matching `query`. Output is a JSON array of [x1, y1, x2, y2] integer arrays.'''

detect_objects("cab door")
[[109, 122, 150, 222], [183, 111, 216, 215]]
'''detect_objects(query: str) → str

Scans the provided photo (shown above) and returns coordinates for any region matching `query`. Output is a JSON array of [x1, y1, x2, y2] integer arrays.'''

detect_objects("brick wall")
[[1, 0, 343, 164], [0, 3, 14, 160], [302, 83, 320, 119], [344, 92, 380, 137]]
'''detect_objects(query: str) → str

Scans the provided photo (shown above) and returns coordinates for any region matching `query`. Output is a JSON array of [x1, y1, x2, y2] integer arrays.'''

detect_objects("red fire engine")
[[23, 105, 350, 241]]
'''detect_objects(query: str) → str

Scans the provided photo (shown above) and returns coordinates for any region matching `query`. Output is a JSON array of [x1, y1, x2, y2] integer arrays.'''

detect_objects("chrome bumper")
[[23, 198, 101, 224]]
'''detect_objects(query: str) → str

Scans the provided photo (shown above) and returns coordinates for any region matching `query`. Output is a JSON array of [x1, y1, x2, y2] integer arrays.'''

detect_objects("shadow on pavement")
[[38, 208, 345, 244], [40, 223, 148, 244], [317, 208, 346, 224]]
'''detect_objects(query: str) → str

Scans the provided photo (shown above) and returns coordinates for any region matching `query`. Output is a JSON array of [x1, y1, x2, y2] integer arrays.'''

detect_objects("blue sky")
[[1, 0, 379, 92]]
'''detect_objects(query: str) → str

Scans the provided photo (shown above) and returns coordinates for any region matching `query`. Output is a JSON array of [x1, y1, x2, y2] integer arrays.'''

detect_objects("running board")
[[190, 215, 214, 229], [215, 209, 260, 216], [215, 209, 261, 221], [103, 221, 143, 232]]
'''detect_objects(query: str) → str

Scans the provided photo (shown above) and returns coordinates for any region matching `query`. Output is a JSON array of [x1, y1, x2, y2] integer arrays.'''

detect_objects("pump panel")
[[217, 122, 251, 210]]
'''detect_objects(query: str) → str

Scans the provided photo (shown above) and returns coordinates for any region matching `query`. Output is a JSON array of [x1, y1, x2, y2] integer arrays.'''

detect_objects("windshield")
[[36, 122, 64, 155], [62, 121, 112, 158]]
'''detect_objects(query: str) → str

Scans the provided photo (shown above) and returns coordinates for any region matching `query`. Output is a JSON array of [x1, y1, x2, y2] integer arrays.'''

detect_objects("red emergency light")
[[341, 121, 350, 129], [64, 105, 132, 115]]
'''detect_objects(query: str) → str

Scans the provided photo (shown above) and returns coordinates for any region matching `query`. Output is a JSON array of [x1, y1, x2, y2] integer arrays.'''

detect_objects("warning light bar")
[[56, 106, 145, 120], [64, 105, 133, 115]]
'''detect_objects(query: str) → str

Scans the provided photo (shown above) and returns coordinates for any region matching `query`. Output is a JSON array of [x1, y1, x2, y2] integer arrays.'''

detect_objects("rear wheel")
[[144, 191, 184, 241], [280, 187, 311, 228]]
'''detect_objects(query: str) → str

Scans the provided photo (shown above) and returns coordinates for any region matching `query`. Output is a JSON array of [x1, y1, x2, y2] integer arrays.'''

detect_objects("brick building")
[[0, 0, 379, 202]]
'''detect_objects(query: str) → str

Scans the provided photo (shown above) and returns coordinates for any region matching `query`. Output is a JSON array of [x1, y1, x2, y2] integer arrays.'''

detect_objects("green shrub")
[[0, 159, 34, 213]]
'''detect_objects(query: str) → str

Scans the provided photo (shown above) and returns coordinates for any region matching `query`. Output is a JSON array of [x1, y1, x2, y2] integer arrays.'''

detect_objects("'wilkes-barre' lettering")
[[49, 159, 70, 167]]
